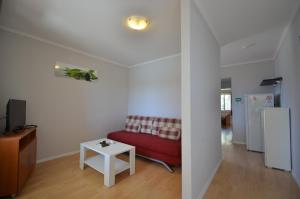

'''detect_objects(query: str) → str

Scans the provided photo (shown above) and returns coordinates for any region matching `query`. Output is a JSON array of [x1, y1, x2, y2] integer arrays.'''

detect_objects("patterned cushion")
[[125, 115, 141, 124], [125, 121, 141, 133], [140, 116, 154, 134], [151, 117, 181, 135], [125, 115, 141, 133], [158, 127, 181, 140]]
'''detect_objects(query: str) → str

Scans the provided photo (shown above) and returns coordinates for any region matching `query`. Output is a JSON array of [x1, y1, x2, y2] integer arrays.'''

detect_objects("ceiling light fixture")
[[242, 43, 256, 49], [126, 16, 149, 31]]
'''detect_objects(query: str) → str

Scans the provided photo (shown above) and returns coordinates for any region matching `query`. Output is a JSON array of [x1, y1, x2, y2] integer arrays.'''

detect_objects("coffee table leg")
[[80, 145, 86, 170], [104, 155, 115, 187], [129, 148, 135, 175]]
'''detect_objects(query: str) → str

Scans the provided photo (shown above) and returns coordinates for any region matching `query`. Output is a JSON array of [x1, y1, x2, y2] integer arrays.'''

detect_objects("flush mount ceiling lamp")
[[242, 43, 256, 49], [126, 16, 150, 31]]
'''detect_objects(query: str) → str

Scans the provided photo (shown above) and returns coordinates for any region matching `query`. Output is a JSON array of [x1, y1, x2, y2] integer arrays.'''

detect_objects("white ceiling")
[[221, 27, 283, 66], [0, 0, 181, 67], [0, 0, 299, 67], [195, 0, 300, 66]]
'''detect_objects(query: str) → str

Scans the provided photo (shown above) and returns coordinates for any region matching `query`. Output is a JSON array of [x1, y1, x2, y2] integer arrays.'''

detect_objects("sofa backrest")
[[125, 115, 181, 136], [126, 115, 154, 134], [151, 117, 181, 135]]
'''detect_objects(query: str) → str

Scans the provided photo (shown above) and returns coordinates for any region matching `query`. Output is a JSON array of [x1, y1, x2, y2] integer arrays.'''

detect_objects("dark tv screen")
[[5, 99, 26, 132]]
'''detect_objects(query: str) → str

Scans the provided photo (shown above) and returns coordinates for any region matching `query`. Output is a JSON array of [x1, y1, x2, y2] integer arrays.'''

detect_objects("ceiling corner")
[[192, 0, 221, 46]]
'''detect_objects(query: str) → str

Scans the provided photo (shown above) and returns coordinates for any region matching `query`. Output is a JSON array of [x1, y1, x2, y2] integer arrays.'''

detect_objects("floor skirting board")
[[292, 171, 300, 188], [197, 159, 222, 199], [37, 150, 79, 164]]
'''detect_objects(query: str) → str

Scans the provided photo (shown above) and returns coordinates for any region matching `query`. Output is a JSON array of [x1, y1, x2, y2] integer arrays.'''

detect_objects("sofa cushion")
[[125, 115, 141, 124], [158, 127, 181, 140], [108, 131, 181, 157], [125, 121, 140, 133], [125, 115, 154, 134], [151, 117, 181, 135], [139, 116, 154, 134]]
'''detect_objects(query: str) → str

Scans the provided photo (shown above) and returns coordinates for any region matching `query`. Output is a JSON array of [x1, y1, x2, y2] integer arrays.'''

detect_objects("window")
[[221, 94, 231, 111]]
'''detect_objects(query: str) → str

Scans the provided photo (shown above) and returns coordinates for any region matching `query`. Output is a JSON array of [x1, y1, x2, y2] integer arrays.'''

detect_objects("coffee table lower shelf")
[[80, 139, 135, 187], [85, 155, 130, 175]]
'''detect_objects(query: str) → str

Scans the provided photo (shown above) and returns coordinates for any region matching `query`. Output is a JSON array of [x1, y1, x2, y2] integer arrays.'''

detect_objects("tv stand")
[[0, 128, 37, 197]]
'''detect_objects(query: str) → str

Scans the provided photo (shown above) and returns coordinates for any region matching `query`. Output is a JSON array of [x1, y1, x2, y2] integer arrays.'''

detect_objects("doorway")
[[221, 78, 232, 144]]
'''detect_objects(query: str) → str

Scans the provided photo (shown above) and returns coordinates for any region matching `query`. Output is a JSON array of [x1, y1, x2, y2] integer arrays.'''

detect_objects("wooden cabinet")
[[0, 128, 37, 197]]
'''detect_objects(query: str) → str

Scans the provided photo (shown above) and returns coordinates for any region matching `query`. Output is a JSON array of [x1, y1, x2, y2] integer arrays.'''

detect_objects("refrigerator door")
[[263, 108, 291, 171], [245, 94, 274, 152]]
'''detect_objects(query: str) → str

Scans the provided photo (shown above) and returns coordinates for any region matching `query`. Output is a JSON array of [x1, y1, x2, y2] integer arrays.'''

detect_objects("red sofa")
[[107, 116, 181, 171]]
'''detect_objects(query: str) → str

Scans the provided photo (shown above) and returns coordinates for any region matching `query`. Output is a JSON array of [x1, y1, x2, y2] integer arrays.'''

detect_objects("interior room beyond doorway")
[[221, 78, 232, 144]]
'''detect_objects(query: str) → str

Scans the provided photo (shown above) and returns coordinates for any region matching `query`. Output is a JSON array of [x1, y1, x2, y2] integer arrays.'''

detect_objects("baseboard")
[[292, 170, 300, 188], [197, 159, 222, 199], [232, 141, 246, 145], [37, 150, 79, 164]]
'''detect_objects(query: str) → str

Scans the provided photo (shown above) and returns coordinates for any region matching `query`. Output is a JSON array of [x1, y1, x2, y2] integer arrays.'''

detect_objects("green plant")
[[64, 68, 98, 82]]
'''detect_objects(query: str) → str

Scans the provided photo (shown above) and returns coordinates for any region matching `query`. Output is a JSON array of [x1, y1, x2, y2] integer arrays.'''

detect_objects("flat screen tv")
[[5, 99, 26, 132]]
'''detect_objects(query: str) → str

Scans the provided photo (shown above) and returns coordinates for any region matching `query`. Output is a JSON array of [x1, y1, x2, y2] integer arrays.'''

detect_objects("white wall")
[[221, 61, 274, 143], [0, 29, 129, 160], [128, 55, 181, 118], [274, 7, 300, 187], [181, 0, 222, 198]]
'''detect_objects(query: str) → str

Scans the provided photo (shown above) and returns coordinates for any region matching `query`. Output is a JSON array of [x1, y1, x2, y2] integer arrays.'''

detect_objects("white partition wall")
[[128, 54, 181, 118], [181, 0, 222, 198], [274, 6, 300, 186], [0, 29, 129, 161]]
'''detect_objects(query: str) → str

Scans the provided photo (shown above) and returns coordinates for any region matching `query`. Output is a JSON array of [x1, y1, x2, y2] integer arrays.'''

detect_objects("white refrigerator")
[[245, 94, 274, 152], [262, 108, 291, 171]]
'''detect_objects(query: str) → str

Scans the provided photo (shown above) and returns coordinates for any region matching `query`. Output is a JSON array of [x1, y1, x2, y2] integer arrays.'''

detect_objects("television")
[[5, 99, 26, 132]]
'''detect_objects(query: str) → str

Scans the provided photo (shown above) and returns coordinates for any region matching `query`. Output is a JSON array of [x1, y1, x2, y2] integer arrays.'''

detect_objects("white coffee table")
[[80, 138, 135, 187]]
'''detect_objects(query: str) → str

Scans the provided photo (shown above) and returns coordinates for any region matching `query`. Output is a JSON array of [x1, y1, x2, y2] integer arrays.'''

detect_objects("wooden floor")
[[204, 133, 300, 199], [13, 152, 181, 199], [8, 133, 300, 199]]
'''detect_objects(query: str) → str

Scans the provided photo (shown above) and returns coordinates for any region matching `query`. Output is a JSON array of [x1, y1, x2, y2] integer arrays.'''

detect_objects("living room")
[[0, 0, 183, 198], [1, 0, 300, 199]]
